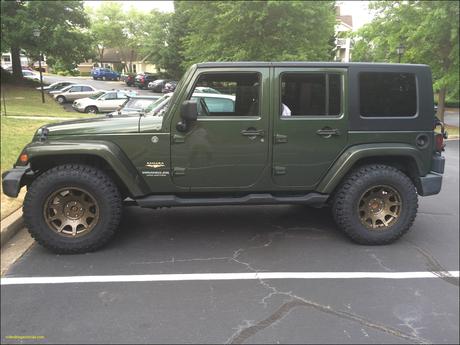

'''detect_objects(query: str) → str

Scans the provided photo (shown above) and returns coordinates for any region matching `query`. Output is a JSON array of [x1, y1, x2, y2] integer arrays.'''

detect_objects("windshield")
[[146, 94, 172, 116], [90, 91, 105, 100], [124, 98, 157, 110], [59, 85, 72, 92]]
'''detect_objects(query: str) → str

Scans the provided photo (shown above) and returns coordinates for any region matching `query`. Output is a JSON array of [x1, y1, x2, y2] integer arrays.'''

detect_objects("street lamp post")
[[32, 28, 45, 103], [396, 44, 405, 63]]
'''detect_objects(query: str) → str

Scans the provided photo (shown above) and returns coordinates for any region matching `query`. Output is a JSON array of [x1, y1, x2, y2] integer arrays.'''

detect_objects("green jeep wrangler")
[[2, 62, 446, 253]]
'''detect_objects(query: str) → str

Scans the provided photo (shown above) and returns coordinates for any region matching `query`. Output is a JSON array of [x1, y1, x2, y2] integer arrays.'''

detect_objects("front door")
[[272, 68, 348, 189], [171, 68, 270, 190]]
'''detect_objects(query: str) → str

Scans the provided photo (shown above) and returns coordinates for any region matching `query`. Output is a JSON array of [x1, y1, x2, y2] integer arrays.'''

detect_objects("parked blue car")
[[91, 68, 120, 81]]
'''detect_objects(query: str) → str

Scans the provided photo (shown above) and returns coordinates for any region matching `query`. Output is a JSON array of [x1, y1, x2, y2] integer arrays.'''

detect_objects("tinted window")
[[360, 72, 417, 117], [103, 92, 117, 100], [69, 86, 82, 92], [82, 86, 93, 92], [191, 73, 260, 116], [281, 73, 341, 116]]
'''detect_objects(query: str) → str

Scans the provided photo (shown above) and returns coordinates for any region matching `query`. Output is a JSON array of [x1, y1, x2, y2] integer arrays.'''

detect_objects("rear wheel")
[[332, 164, 418, 245], [56, 96, 66, 104], [23, 164, 122, 254], [103, 76, 107, 81]]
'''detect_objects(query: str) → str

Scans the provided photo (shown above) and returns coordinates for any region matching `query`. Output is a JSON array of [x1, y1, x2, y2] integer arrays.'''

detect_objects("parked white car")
[[53, 84, 100, 104], [72, 90, 137, 114], [22, 70, 40, 81]]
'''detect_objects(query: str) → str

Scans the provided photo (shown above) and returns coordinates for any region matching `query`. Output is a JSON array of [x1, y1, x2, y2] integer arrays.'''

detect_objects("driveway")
[[1, 141, 459, 344]]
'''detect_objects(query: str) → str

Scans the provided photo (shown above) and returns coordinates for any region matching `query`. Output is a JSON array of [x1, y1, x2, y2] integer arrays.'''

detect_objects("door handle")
[[316, 128, 340, 138], [241, 129, 264, 137]]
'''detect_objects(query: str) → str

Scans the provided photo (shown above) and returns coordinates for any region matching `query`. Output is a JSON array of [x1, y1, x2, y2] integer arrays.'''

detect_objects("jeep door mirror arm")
[[177, 100, 198, 132]]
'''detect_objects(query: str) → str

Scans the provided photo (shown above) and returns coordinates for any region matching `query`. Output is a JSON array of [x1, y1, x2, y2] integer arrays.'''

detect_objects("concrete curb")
[[1, 209, 24, 247]]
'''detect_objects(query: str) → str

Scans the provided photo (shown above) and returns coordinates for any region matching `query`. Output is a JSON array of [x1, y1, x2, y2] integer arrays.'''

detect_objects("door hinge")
[[273, 166, 286, 175], [172, 167, 186, 176], [275, 134, 288, 143], [172, 134, 185, 144]]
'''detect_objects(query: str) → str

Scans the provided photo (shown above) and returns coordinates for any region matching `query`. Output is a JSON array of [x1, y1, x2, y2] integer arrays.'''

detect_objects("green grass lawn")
[[0, 83, 90, 118], [0, 117, 59, 219]]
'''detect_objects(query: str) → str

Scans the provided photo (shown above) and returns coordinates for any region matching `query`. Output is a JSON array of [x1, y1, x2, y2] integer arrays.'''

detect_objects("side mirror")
[[177, 100, 198, 132]]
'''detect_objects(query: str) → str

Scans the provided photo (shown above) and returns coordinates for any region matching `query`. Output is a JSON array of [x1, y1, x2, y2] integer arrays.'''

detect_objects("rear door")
[[80, 86, 97, 98], [272, 67, 348, 189]]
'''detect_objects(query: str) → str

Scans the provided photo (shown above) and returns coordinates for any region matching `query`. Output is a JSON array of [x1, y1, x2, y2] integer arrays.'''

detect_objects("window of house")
[[190, 73, 260, 116], [2, 55, 11, 62], [360, 72, 417, 117], [280, 73, 342, 116], [133, 64, 137, 73]]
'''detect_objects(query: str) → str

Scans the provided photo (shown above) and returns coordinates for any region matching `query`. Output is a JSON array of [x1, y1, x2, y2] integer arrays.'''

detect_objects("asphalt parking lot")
[[1, 141, 459, 344], [41, 75, 161, 114], [42, 75, 157, 96]]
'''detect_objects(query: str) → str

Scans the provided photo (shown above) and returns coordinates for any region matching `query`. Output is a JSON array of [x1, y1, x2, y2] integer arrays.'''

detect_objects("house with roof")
[[77, 48, 161, 75], [335, 6, 353, 62]]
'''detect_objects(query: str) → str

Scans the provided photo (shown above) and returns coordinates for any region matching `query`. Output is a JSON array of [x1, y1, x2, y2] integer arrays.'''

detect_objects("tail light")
[[435, 133, 445, 152]]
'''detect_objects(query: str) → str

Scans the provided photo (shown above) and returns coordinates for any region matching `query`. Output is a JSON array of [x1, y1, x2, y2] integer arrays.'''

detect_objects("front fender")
[[316, 143, 427, 194], [25, 140, 149, 197]]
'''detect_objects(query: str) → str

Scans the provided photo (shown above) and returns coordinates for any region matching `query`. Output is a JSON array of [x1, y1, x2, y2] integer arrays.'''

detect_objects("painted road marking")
[[1, 271, 459, 285]]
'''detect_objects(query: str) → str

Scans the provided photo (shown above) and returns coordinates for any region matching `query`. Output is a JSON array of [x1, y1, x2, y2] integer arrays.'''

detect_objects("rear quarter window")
[[359, 72, 417, 117]]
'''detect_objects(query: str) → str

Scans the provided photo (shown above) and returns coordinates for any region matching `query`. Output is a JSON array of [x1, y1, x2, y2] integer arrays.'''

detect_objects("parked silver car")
[[72, 90, 138, 114], [53, 84, 100, 104]]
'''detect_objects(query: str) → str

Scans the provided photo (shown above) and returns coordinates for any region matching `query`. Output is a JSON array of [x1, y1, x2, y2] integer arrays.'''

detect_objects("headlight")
[[36, 126, 49, 141]]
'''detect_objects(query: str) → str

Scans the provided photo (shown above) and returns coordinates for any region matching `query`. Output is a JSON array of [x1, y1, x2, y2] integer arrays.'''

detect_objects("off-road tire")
[[332, 164, 418, 245], [56, 96, 66, 104], [85, 106, 98, 114], [23, 164, 122, 254]]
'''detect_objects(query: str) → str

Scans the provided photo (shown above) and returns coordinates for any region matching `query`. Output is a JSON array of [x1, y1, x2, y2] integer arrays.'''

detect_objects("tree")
[[351, 1, 459, 121], [88, 2, 126, 66], [177, 1, 336, 70], [1, 0, 93, 78]]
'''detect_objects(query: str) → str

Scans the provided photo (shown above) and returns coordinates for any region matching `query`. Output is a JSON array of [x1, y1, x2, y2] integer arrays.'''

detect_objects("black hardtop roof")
[[196, 61, 429, 69]]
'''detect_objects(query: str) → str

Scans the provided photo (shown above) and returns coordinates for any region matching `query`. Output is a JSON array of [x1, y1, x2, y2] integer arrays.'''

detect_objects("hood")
[[73, 97, 92, 104], [39, 115, 143, 137]]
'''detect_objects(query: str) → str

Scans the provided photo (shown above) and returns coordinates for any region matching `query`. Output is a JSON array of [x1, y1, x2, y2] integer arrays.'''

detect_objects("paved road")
[[1, 142, 459, 344], [444, 110, 459, 127]]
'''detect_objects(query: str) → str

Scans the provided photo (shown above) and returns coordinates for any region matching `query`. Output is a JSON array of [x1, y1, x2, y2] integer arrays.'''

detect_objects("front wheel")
[[332, 164, 418, 245], [85, 106, 98, 114], [56, 96, 66, 104], [23, 164, 122, 254]]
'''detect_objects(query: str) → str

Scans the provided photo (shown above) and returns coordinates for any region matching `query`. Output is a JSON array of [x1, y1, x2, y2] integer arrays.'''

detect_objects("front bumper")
[[72, 103, 85, 112], [2, 165, 31, 198], [418, 172, 443, 196]]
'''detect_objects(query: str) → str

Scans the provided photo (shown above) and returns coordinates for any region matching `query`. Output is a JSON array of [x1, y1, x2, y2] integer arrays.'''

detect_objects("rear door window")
[[280, 73, 342, 116]]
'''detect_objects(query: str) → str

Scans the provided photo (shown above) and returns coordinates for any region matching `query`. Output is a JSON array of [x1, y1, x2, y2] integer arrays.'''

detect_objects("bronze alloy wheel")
[[358, 185, 402, 230], [44, 187, 100, 238]]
